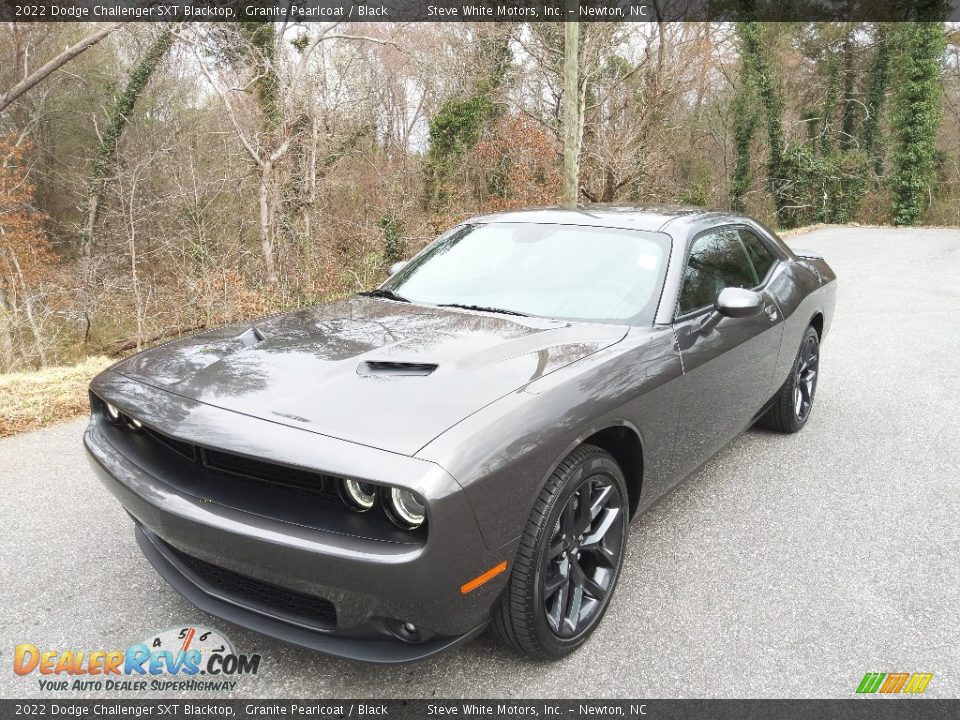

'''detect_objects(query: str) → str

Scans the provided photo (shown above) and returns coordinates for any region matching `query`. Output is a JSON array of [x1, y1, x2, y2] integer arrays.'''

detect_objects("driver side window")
[[677, 229, 758, 316]]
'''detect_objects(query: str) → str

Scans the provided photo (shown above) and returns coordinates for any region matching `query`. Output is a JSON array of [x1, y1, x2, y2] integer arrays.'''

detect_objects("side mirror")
[[715, 287, 764, 319], [388, 261, 408, 276]]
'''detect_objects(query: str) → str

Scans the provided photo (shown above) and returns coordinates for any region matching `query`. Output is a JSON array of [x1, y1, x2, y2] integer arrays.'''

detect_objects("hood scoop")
[[239, 327, 265, 348], [357, 361, 438, 377]]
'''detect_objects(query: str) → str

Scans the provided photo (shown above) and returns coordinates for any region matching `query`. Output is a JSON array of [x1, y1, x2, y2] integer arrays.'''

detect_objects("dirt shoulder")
[[0, 356, 113, 438]]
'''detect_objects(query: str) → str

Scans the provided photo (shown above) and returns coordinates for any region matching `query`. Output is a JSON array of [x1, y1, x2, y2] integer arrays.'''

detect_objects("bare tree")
[[0, 24, 122, 114], [181, 23, 402, 286], [562, 20, 580, 208]]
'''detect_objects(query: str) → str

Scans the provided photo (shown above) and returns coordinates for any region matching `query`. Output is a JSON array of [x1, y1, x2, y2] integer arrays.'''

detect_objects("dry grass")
[[0, 356, 114, 438]]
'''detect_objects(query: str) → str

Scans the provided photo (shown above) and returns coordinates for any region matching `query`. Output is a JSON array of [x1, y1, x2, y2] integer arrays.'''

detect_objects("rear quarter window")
[[738, 228, 777, 283]]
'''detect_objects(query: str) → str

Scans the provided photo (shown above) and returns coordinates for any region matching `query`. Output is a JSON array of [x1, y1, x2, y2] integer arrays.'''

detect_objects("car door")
[[671, 226, 785, 478]]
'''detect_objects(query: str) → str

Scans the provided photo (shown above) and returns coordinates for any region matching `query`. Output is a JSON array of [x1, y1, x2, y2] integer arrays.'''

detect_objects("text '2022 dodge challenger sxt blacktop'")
[[84, 206, 836, 663]]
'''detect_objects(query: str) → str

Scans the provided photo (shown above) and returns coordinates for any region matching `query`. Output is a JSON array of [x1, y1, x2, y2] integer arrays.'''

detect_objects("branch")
[[0, 24, 122, 114], [189, 44, 263, 167]]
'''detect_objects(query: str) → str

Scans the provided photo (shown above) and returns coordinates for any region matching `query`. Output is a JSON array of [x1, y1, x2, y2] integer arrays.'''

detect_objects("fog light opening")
[[385, 618, 430, 644]]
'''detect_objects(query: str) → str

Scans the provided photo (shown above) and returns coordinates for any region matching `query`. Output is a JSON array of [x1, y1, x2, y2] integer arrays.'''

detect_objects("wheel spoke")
[[544, 566, 567, 599], [547, 536, 565, 560], [589, 484, 614, 522], [573, 481, 593, 536], [582, 573, 608, 602], [581, 507, 621, 548], [563, 571, 584, 635], [546, 576, 568, 633], [561, 496, 576, 538]]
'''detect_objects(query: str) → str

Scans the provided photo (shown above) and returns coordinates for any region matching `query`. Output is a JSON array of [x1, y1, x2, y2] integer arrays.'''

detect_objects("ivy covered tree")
[[731, 22, 886, 227], [890, 22, 947, 225], [379, 215, 405, 267], [424, 26, 514, 212], [729, 60, 758, 213], [81, 28, 174, 273], [861, 25, 892, 176], [735, 22, 789, 223]]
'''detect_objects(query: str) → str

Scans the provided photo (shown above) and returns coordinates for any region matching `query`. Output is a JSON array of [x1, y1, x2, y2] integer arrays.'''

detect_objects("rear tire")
[[493, 445, 628, 659], [760, 325, 820, 433]]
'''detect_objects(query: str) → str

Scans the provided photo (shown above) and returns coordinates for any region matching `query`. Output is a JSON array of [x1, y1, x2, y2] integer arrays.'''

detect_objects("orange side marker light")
[[460, 561, 508, 594]]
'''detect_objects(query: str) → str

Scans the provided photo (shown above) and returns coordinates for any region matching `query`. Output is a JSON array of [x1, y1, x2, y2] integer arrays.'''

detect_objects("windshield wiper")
[[358, 289, 410, 303], [437, 303, 529, 317]]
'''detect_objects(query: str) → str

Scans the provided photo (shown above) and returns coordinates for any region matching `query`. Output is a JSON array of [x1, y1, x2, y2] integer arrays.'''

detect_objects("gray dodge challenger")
[[85, 206, 836, 663]]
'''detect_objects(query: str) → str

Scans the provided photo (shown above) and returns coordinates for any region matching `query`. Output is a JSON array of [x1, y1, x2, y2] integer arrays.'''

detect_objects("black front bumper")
[[134, 523, 487, 663], [83, 372, 513, 663]]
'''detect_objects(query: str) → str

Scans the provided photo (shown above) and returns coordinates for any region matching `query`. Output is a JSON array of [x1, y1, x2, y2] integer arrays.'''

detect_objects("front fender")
[[416, 326, 682, 550]]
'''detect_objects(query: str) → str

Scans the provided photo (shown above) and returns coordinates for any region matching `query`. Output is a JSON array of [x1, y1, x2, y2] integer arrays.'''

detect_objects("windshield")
[[381, 223, 671, 324]]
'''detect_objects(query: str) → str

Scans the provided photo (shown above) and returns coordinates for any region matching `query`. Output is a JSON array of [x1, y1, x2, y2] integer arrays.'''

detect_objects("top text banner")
[[2, 0, 958, 21]]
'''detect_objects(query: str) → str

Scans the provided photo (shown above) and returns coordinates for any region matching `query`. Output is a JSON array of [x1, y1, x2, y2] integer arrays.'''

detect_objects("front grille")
[[169, 545, 337, 628], [142, 426, 196, 461], [203, 448, 338, 498], [91, 391, 428, 544], [104, 403, 338, 502]]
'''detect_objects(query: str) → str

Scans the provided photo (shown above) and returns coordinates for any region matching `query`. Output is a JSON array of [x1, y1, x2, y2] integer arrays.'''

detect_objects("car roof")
[[466, 204, 739, 233]]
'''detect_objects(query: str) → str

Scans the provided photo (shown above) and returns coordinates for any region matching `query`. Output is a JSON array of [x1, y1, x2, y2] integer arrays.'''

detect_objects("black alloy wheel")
[[794, 332, 819, 422], [759, 324, 821, 433], [542, 474, 624, 638], [493, 444, 629, 659]]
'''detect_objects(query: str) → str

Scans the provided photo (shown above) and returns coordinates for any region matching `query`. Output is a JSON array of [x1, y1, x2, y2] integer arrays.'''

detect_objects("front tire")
[[760, 325, 820, 433], [493, 445, 628, 659]]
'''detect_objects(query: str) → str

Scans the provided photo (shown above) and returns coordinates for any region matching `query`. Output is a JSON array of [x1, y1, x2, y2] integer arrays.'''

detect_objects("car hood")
[[113, 297, 627, 455]]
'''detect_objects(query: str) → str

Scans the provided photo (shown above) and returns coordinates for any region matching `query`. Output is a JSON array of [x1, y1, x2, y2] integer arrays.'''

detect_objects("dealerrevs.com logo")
[[13, 626, 261, 693]]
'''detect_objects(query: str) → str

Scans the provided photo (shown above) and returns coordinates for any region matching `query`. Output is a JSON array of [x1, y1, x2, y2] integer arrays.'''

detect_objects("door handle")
[[763, 304, 779, 321]]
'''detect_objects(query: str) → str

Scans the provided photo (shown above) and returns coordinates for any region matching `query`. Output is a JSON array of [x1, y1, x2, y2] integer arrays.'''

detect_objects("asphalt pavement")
[[1, 226, 959, 699]]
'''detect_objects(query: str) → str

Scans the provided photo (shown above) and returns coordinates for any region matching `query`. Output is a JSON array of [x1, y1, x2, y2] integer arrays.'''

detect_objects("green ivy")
[[733, 21, 877, 228], [424, 95, 495, 209], [819, 52, 841, 157], [735, 22, 790, 223], [380, 215, 405, 266], [839, 31, 857, 152], [862, 26, 892, 177], [89, 29, 173, 185], [238, 21, 280, 128], [890, 22, 947, 226], [423, 27, 513, 212], [428, 96, 494, 160], [729, 74, 758, 213]]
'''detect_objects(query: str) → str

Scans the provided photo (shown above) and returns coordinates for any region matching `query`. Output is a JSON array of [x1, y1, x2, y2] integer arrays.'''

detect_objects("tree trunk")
[[840, 29, 857, 151], [0, 25, 122, 114], [891, 22, 947, 226], [259, 157, 279, 285], [562, 20, 580, 208], [7, 249, 47, 367], [82, 28, 174, 274], [736, 22, 789, 224], [0, 283, 15, 371], [862, 27, 891, 177]]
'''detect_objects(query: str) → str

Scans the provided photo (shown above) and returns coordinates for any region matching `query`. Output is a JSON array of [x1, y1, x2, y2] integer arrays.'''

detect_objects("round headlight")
[[386, 488, 426, 530], [340, 479, 377, 512], [104, 402, 121, 422]]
